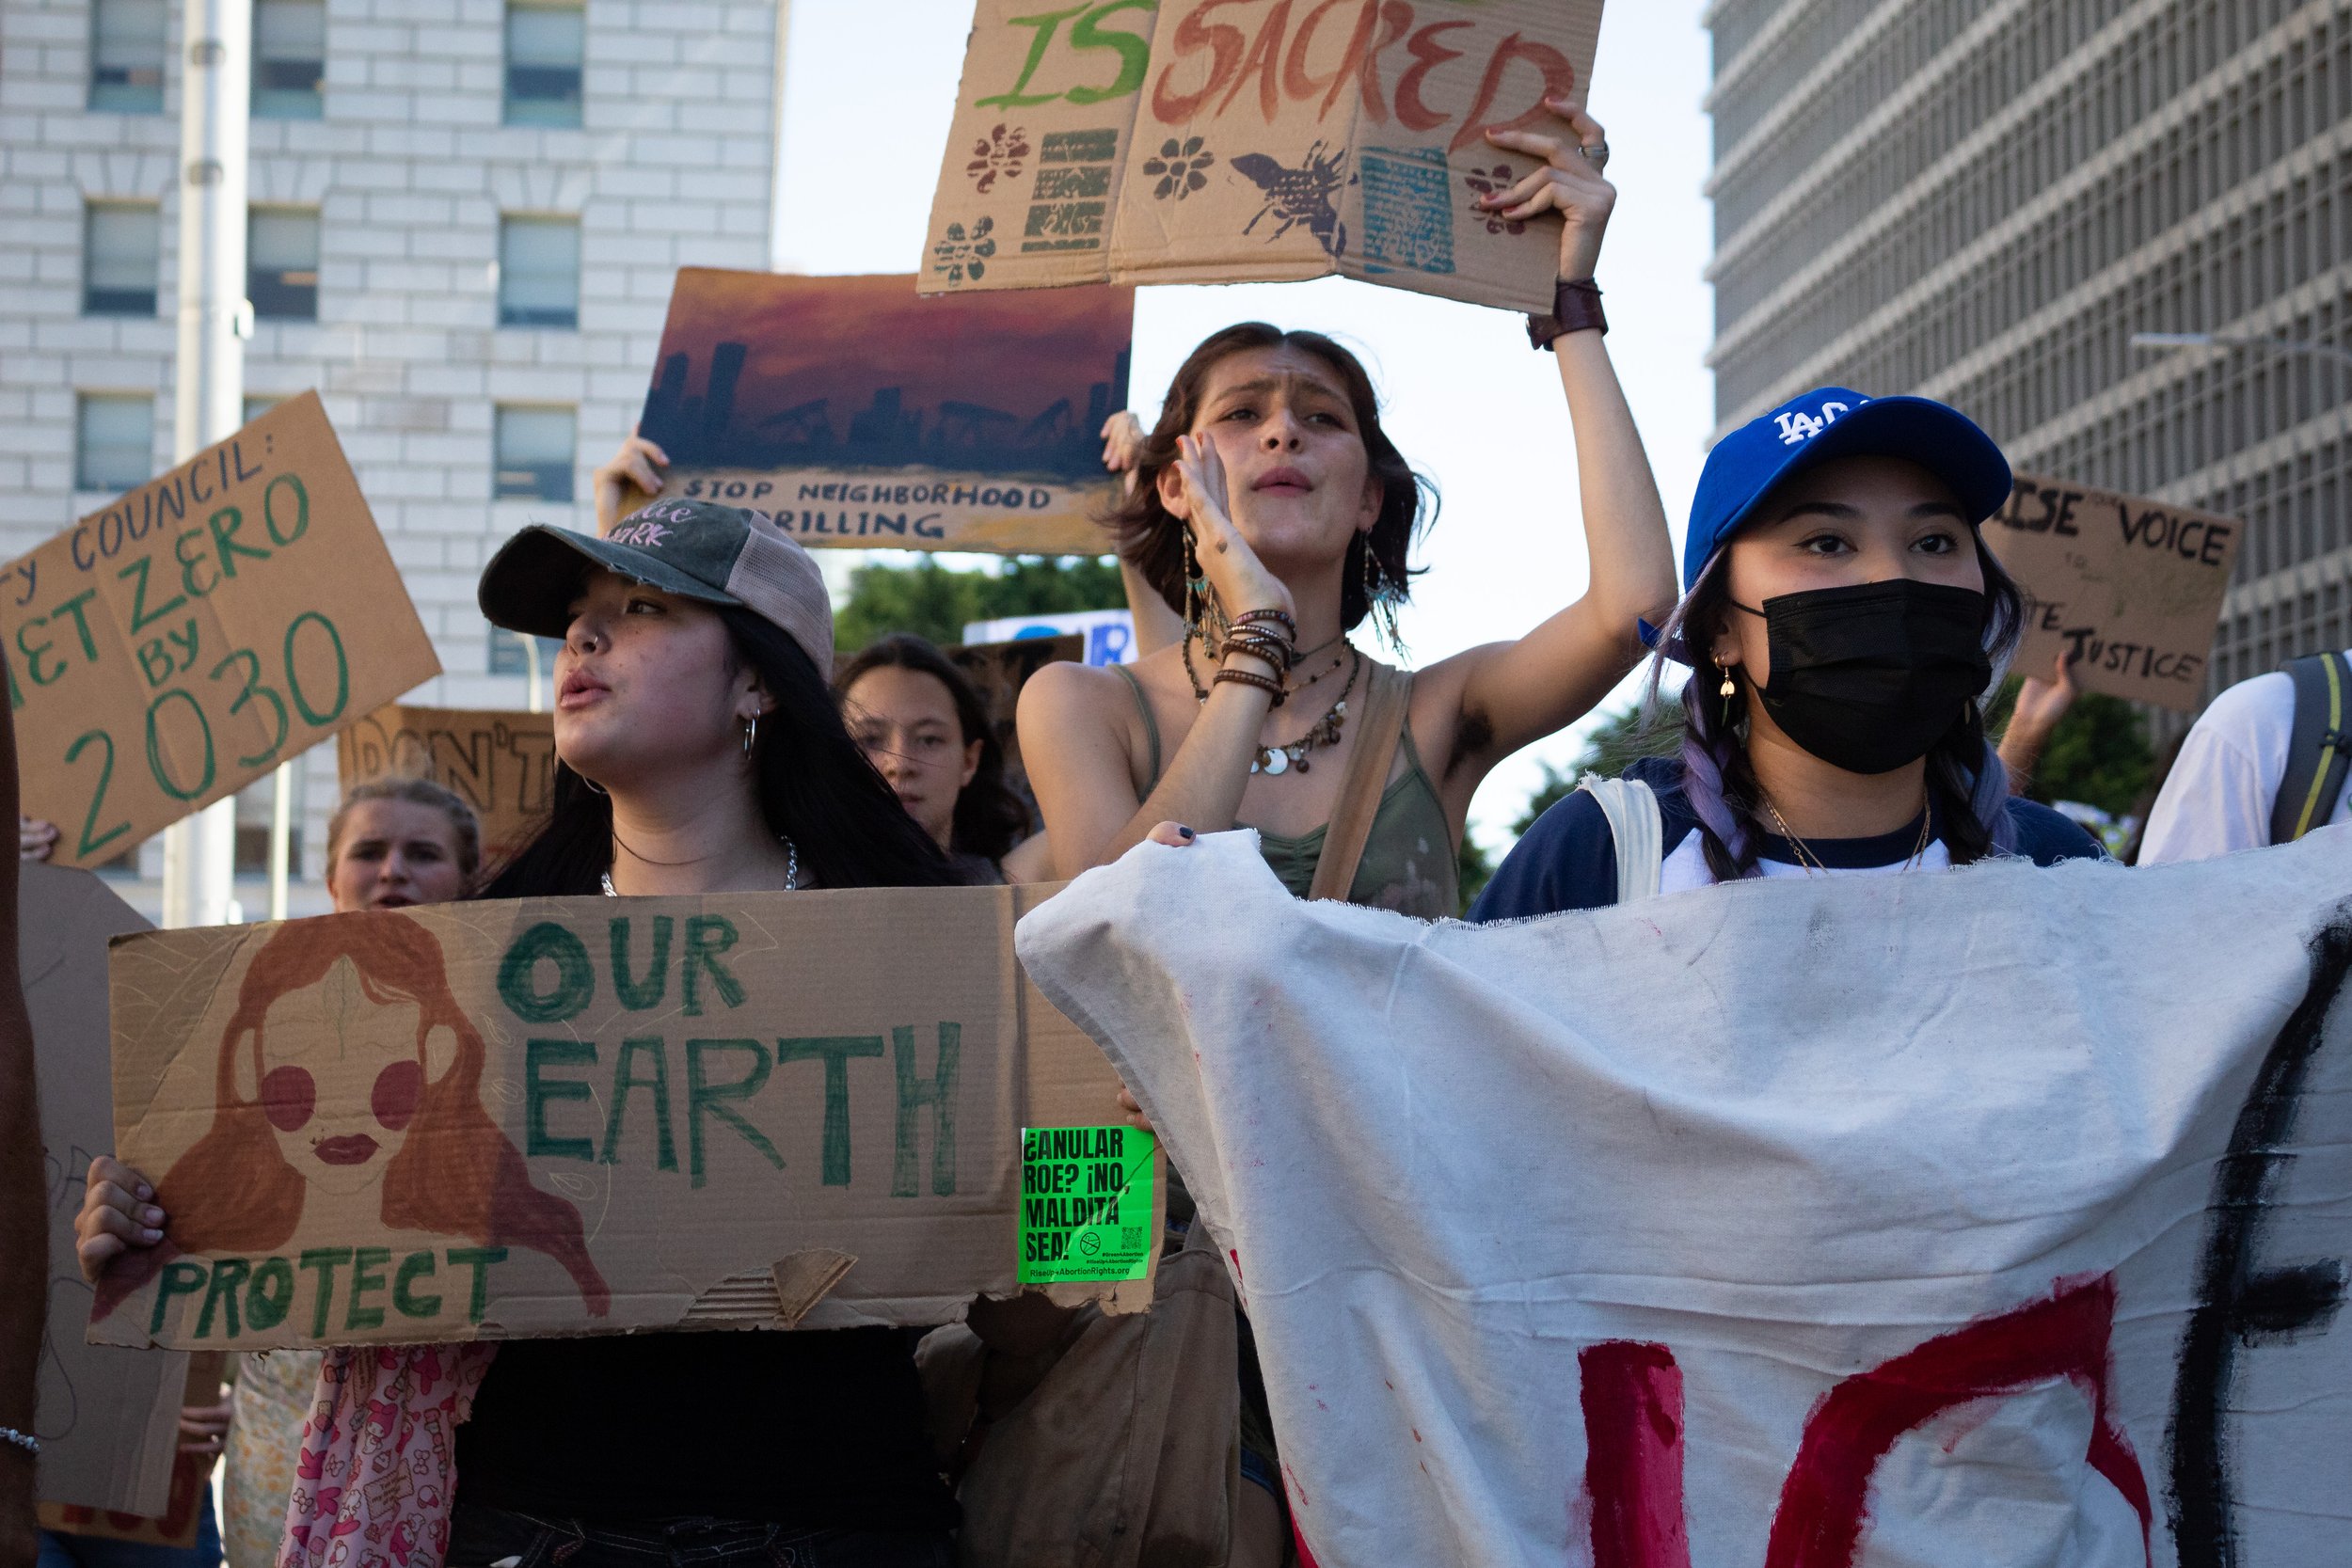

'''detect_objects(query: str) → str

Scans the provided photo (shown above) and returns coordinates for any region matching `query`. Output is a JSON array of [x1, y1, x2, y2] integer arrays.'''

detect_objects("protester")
[[1470, 387, 2102, 919], [77, 499, 961, 1568], [1, 672, 43, 1568], [835, 633, 1054, 883], [1022, 102, 1676, 925], [2137, 645, 2352, 862]]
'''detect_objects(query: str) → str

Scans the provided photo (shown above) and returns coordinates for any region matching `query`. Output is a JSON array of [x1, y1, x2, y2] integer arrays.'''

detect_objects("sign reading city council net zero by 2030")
[[2, 394, 440, 867]]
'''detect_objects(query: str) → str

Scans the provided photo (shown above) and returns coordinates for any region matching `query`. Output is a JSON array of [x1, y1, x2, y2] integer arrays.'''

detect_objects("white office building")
[[0, 0, 784, 906]]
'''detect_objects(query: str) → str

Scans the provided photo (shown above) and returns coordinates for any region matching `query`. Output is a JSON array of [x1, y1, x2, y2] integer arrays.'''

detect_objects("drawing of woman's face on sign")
[[96, 911, 611, 1323], [249, 954, 444, 1198]]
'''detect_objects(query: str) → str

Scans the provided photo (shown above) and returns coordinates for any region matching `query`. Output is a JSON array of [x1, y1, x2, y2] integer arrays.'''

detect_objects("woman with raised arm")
[[76, 500, 962, 1568], [1020, 103, 1676, 911]]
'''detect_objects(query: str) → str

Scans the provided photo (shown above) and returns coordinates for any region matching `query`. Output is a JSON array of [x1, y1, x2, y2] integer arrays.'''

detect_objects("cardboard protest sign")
[[38, 1354, 225, 1549], [2, 394, 441, 867], [637, 269, 1133, 554], [922, 0, 1603, 313], [338, 705, 558, 869], [90, 884, 1154, 1352], [1018, 831, 2352, 1566], [944, 632, 1083, 821], [1986, 472, 2243, 709], [25, 863, 184, 1516]]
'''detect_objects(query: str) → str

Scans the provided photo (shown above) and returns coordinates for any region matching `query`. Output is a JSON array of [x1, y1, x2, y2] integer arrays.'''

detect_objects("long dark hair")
[[1104, 322, 1434, 629], [834, 633, 1029, 863], [481, 609, 955, 898], [1646, 537, 2026, 882]]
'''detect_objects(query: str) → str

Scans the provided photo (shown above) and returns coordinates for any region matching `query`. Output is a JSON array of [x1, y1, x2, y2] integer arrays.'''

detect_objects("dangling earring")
[[1716, 659, 1736, 699], [1361, 534, 1405, 653], [742, 714, 758, 756], [1182, 523, 1209, 646]]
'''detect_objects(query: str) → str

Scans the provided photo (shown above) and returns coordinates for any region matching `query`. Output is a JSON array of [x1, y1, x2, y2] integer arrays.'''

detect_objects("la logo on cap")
[[1771, 397, 1865, 447]]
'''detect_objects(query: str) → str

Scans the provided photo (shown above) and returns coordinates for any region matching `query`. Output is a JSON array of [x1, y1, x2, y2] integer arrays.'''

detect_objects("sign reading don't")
[[90, 883, 1152, 1351], [3, 395, 440, 865]]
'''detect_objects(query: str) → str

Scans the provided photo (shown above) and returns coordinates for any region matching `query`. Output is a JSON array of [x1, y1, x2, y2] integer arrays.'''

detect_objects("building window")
[[89, 0, 167, 112], [248, 208, 320, 320], [495, 405, 577, 500], [487, 626, 562, 677], [504, 0, 584, 127], [498, 215, 579, 328], [76, 395, 154, 493], [252, 0, 326, 119], [84, 202, 161, 316]]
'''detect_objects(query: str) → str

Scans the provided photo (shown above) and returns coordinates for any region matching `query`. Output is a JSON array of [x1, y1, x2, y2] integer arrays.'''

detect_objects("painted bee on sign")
[[1232, 140, 1353, 260]]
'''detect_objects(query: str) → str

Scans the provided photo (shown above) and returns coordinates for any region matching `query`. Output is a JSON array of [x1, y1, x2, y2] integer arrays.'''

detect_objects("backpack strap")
[[2270, 651, 2352, 845], [1576, 776, 1664, 903], [1307, 662, 1413, 903]]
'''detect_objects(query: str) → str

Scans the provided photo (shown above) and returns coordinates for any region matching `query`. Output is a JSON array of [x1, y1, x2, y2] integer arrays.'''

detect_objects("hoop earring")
[[742, 715, 758, 756]]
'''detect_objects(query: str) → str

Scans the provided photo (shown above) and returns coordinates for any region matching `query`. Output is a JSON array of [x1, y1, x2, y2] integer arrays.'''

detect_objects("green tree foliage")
[[1510, 697, 1686, 837], [1983, 676, 2153, 817], [834, 555, 1131, 652]]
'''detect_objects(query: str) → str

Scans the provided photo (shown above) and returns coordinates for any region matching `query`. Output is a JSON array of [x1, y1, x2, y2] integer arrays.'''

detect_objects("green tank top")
[[1113, 663, 1461, 918]]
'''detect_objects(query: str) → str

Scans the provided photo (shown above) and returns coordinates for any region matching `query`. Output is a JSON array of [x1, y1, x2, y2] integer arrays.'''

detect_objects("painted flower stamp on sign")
[[1142, 136, 1215, 199], [964, 123, 1032, 195], [930, 217, 997, 284]]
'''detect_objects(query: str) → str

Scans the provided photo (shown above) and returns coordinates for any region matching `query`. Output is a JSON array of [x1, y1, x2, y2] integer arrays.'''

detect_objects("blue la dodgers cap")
[[1681, 387, 2012, 592]]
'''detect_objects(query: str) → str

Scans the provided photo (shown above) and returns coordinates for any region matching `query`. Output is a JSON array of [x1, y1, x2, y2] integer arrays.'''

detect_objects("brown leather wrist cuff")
[[1526, 277, 1607, 349]]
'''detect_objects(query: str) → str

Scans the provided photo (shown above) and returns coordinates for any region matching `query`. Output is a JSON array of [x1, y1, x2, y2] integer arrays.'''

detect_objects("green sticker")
[[1018, 1125, 1156, 1284]]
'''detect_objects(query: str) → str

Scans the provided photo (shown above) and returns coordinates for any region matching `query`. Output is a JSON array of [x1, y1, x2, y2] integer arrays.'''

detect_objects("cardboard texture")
[[90, 884, 1153, 1352], [944, 632, 1083, 822], [922, 0, 1604, 313], [2, 394, 442, 867], [1985, 472, 2243, 710], [638, 269, 1133, 554], [38, 1354, 226, 1548], [338, 705, 558, 869], [26, 863, 185, 1516]]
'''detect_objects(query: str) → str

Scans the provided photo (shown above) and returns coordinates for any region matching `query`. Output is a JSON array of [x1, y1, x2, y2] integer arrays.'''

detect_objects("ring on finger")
[[1577, 142, 1610, 164]]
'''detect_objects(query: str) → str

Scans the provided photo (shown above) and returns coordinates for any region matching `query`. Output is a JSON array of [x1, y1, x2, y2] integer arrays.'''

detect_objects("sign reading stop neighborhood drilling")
[[923, 0, 1604, 314], [90, 883, 1157, 1352], [1985, 472, 2244, 710], [2, 394, 441, 866], [637, 269, 1134, 555]]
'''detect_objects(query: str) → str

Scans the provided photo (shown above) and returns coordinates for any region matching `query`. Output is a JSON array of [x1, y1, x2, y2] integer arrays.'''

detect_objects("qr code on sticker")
[[1122, 1227, 1143, 1249]]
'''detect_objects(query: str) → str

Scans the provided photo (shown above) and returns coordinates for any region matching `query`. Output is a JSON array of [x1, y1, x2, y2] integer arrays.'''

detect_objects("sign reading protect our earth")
[[2, 394, 440, 865], [922, 0, 1606, 314], [90, 883, 1156, 1352]]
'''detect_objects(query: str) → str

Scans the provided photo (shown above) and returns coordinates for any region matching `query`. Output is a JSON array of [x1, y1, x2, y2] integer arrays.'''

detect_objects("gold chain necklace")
[[1758, 792, 1931, 876]]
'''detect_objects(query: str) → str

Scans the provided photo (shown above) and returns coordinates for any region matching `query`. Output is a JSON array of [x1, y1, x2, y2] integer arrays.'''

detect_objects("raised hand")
[[1482, 102, 1617, 282], [1166, 433, 1294, 630], [1101, 411, 1148, 498], [593, 429, 670, 535]]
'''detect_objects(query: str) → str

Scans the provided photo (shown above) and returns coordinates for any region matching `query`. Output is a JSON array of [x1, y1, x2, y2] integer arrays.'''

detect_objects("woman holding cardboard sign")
[[1021, 103, 1677, 913], [79, 501, 963, 1568]]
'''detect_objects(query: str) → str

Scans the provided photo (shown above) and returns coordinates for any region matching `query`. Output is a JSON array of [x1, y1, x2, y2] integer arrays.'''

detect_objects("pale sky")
[[773, 0, 1716, 854]]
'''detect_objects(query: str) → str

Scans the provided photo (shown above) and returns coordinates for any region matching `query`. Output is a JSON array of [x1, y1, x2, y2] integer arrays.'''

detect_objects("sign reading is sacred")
[[90, 883, 1154, 1351], [3, 394, 440, 865], [922, 0, 1604, 314]]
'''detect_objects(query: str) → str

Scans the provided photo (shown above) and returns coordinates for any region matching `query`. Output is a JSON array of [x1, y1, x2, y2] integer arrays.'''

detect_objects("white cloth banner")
[[1013, 830, 2352, 1568]]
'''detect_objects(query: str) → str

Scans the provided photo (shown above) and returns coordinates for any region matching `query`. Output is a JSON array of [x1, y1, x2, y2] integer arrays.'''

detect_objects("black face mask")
[[1734, 578, 1992, 776]]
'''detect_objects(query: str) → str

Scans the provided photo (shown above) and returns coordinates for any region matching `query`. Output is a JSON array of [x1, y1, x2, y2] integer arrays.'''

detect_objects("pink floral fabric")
[[277, 1344, 500, 1568]]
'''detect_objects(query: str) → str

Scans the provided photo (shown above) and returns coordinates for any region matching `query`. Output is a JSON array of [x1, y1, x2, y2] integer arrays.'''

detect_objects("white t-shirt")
[[2137, 651, 2352, 863], [1659, 832, 1950, 893]]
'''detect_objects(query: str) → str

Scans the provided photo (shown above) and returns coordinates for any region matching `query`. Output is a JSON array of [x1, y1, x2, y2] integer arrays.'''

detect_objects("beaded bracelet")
[[0, 1426, 38, 1457], [1231, 608, 1297, 635], [1215, 666, 1287, 705], [1220, 629, 1296, 672]]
